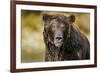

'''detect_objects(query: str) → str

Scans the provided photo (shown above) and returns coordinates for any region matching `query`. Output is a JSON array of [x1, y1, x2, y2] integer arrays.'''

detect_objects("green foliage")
[[21, 10, 45, 62]]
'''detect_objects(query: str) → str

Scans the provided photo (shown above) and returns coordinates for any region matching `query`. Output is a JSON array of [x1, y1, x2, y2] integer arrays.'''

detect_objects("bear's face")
[[43, 14, 75, 48]]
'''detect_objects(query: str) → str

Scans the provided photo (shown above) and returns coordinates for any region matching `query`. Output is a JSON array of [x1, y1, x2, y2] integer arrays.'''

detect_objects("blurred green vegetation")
[[21, 10, 90, 63], [21, 10, 45, 63]]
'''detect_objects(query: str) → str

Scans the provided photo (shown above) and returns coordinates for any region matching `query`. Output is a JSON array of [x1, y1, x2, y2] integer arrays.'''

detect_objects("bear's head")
[[43, 14, 75, 48]]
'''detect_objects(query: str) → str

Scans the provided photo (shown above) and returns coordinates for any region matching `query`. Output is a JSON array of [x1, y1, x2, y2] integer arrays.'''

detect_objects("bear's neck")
[[45, 43, 65, 61], [64, 25, 81, 53]]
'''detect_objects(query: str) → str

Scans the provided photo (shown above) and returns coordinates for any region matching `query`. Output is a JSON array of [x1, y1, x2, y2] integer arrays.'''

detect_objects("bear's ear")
[[69, 15, 75, 23], [42, 13, 51, 22]]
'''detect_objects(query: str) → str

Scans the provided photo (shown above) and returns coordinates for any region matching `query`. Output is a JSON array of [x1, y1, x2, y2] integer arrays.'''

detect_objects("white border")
[[16, 4, 95, 69]]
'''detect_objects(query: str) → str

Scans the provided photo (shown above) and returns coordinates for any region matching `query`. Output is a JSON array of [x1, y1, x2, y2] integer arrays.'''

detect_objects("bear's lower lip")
[[54, 42, 63, 48]]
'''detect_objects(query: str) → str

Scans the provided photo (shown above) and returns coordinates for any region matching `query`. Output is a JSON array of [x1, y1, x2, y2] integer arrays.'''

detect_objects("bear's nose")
[[56, 37, 62, 40]]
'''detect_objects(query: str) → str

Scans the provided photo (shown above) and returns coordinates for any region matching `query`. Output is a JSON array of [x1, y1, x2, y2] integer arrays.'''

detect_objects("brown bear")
[[42, 13, 90, 61]]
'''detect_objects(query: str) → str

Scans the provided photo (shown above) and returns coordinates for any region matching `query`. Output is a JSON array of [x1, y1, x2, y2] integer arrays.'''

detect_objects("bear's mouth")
[[54, 40, 63, 48]]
